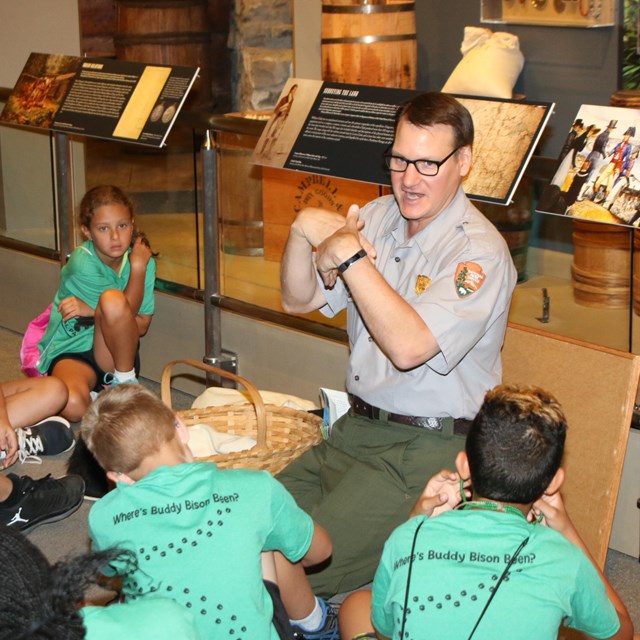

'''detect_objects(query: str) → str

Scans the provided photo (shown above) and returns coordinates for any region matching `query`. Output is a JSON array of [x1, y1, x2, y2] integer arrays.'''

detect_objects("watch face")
[[150, 103, 164, 122], [161, 104, 177, 124]]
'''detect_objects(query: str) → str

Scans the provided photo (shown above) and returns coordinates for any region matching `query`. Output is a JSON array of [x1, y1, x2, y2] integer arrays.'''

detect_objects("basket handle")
[[160, 359, 268, 449]]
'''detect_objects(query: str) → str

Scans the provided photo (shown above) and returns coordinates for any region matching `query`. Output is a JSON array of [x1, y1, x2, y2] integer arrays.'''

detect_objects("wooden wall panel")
[[502, 323, 640, 569]]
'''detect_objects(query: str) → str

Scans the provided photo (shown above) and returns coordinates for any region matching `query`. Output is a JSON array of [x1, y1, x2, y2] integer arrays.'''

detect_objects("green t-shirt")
[[89, 463, 314, 640], [37, 240, 156, 373], [81, 598, 200, 639], [372, 510, 620, 640]]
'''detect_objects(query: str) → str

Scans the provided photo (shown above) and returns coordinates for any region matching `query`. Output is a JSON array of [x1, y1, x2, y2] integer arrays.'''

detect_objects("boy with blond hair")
[[82, 384, 339, 640]]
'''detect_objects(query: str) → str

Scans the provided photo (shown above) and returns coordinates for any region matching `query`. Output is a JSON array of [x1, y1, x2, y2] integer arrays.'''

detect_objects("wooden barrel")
[[79, 0, 116, 57], [321, 1, 417, 88], [610, 90, 640, 109], [114, 0, 212, 109], [571, 220, 633, 308]]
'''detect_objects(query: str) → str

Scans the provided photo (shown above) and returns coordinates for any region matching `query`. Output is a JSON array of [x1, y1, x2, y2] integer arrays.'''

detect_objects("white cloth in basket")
[[191, 387, 318, 411], [187, 423, 257, 457]]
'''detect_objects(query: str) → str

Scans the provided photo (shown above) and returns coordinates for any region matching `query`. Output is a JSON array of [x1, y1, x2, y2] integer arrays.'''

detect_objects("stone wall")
[[78, 0, 292, 114], [230, 0, 293, 112], [78, 0, 233, 113]]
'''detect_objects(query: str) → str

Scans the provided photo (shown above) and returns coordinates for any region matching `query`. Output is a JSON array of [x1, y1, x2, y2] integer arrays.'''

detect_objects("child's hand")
[[531, 490, 572, 534], [409, 469, 465, 519], [129, 235, 152, 270], [58, 296, 93, 321], [0, 420, 18, 468]]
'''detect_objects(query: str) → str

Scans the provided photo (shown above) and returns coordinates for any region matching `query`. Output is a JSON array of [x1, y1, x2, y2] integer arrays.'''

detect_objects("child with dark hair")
[[82, 384, 338, 640], [338, 384, 633, 640], [37, 185, 156, 422], [0, 523, 200, 639]]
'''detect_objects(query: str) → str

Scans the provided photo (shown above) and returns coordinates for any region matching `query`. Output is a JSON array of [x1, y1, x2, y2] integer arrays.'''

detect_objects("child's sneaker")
[[66, 437, 111, 501], [292, 598, 340, 640], [16, 417, 75, 463], [0, 473, 85, 532], [103, 372, 139, 387]]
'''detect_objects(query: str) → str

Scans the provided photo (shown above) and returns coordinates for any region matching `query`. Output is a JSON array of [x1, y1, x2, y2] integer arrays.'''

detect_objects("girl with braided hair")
[[0, 524, 200, 639]]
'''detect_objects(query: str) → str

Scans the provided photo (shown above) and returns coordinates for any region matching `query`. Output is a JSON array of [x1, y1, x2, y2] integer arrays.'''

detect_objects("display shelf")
[[481, 0, 616, 27]]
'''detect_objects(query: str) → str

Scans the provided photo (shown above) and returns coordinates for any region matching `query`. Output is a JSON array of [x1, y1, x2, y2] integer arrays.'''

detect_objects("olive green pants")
[[277, 411, 466, 597]]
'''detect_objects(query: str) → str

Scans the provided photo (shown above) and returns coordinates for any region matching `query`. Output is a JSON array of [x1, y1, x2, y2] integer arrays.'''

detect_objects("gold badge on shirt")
[[415, 275, 431, 295]]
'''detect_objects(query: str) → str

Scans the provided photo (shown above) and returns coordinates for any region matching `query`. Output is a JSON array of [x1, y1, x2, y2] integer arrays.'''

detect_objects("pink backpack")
[[20, 304, 52, 377]]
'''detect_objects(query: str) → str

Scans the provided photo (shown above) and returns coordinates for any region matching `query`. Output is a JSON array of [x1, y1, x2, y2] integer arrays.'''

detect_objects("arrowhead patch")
[[455, 262, 486, 297]]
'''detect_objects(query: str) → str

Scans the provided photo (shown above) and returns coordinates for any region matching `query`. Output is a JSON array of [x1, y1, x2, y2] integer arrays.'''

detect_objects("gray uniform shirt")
[[319, 188, 517, 419]]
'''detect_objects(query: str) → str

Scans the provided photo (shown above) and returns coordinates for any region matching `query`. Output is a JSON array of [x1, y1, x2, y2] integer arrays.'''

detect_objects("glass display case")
[[215, 122, 349, 331], [481, 0, 617, 27], [2, 101, 640, 354], [0, 125, 59, 253], [212, 117, 640, 355]]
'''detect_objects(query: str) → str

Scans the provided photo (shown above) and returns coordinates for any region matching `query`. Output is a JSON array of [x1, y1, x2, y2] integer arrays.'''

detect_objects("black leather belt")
[[348, 394, 472, 436]]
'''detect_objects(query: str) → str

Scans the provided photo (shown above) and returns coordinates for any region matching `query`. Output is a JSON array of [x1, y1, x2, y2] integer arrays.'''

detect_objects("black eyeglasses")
[[384, 146, 461, 177]]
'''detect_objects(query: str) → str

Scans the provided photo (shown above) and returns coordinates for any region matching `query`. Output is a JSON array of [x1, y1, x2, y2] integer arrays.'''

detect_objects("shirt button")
[[394, 257, 400, 263], [354, 375, 360, 381], [368, 336, 374, 342]]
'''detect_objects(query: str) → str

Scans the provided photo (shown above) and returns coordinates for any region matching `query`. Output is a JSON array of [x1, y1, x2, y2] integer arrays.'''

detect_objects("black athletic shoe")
[[0, 473, 85, 533], [17, 416, 75, 463], [66, 437, 110, 501]]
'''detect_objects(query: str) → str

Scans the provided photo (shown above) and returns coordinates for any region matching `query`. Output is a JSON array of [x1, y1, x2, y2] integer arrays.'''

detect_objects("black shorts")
[[48, 349, 141, 393], [263, 580, 294, 640]]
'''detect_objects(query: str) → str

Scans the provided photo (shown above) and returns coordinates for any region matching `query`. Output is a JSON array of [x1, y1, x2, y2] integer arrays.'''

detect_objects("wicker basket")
[[161, 359, 323, 475]]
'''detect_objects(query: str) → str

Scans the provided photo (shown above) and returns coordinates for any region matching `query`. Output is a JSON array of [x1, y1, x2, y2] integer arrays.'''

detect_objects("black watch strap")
[[337, 248, 367, 274]]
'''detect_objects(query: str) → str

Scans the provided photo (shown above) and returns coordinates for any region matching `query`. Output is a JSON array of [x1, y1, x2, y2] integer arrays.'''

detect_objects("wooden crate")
[[262, 166, 385, 261]]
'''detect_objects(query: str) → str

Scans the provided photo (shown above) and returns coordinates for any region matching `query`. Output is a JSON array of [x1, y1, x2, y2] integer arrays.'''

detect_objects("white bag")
[[442, 26, 524, 99]]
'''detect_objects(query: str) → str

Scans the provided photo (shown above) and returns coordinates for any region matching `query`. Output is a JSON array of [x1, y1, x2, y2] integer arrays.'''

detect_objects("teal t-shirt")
[[372, 510, 620, 640], [89, 462, 314, 640], [81, 598, 201, 639], [37, 240, 156, 373]]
